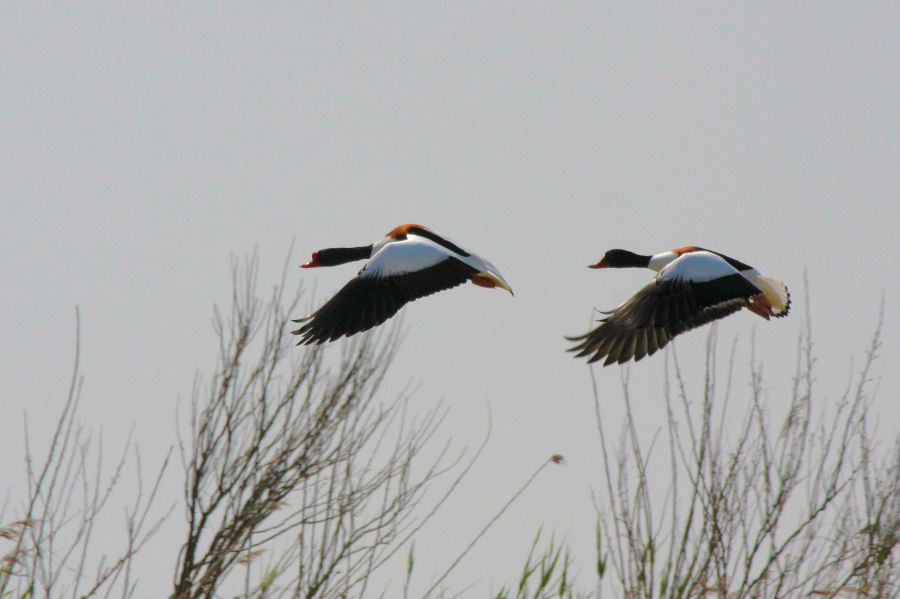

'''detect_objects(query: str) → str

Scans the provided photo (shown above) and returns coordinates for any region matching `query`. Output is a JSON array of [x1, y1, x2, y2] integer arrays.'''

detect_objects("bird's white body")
[[364, 233, 512, 292], [657, 251, 742, 283], [364, 237, 452, 276], [653, 250, 789, 315]]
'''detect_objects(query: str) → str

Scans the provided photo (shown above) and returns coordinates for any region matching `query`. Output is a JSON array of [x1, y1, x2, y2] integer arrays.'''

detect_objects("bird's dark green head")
[[589, 249, 651, 269]]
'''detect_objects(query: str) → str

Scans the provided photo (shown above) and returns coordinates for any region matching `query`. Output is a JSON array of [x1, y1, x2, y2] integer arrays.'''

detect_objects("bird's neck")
[[647, 252, 678, 272], [316, 245, 373, 266], [614, 252, 653, 269]]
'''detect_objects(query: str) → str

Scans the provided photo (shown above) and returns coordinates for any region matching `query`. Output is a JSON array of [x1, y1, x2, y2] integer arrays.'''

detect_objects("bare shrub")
[[2, 252, 477, 599], [590, 286, 899, 597], [0, 308, 169, 599], [172, 254, 472, 598]]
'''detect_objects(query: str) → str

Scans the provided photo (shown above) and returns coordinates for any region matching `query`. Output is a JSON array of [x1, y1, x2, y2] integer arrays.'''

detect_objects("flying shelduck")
[[567, 246, 790, 365], [292, 224, 513, 344]]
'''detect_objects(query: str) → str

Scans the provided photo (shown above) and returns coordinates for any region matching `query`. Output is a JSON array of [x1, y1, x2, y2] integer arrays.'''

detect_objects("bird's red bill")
[[301, 252, 320, 268]]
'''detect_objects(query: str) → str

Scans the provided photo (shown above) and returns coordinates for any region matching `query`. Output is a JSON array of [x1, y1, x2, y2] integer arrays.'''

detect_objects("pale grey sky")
[[2, 2, 898, 596]]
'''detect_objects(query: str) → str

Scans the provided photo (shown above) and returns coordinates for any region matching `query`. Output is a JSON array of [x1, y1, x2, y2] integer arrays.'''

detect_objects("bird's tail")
[[755, 276, 791, 317]]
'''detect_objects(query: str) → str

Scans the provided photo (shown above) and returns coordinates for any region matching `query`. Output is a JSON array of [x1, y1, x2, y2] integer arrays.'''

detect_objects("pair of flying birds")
[[291, 224, 790, 365]]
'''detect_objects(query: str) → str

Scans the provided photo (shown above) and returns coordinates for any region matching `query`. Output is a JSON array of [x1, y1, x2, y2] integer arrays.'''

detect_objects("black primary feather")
[[567, 274, 762, 365], [292, 258, 478, 344]]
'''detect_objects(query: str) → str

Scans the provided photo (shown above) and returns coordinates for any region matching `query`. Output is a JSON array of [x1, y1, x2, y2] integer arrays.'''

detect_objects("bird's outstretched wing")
[[567, 274, 761, 365], [292, 258, 477, 344]]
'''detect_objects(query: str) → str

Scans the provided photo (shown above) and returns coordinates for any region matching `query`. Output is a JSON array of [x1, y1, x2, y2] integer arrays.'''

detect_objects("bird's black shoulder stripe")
[[689, 273, 760, 307], [406, 226, 471, 257], [711, 252, 753, 272]]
